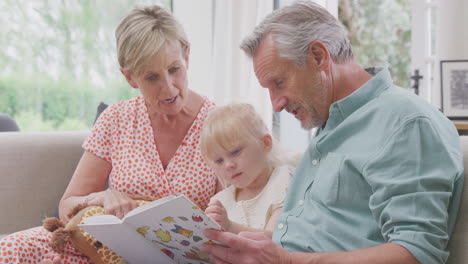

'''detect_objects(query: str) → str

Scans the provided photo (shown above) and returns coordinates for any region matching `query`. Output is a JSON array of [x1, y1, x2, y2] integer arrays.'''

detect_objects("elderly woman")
[[0, 5, 219, 264]]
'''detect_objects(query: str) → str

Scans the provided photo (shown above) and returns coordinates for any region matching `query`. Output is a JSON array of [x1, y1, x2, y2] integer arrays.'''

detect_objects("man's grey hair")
[[240, 0, 353, 65]]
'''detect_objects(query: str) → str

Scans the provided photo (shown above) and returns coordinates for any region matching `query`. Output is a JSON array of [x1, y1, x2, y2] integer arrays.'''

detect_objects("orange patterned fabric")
[[0, 96, 217, 264]]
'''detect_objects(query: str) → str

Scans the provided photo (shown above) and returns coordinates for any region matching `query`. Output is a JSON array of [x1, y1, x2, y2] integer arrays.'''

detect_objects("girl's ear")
[[120, 68, 139, 89], [262, 134, 273, 152]]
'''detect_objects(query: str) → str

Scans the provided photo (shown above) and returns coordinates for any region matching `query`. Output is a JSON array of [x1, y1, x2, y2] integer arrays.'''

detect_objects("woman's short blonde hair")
[[115, 5, 189, 76], [201, 103, 287, 167]]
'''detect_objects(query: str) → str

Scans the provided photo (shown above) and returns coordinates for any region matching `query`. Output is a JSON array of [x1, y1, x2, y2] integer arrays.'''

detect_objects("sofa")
[[0, 131, 88, 236], [0, 132, 466, 263]]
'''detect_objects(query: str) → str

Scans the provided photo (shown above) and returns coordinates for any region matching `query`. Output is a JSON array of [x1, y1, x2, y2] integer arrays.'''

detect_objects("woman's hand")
[[85, 189, 139, 219], [205, 199, 232, 232]]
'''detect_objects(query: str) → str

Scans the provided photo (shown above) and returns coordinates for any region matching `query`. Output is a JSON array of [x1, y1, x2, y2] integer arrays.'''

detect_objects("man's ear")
[[262, 134, 273, 152], [120, 68, 139, 89], [307, 40, 331, 71]]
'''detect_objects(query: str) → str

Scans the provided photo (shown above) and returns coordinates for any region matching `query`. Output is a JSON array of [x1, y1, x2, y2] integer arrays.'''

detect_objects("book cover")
[[79, 195, 221, 264]]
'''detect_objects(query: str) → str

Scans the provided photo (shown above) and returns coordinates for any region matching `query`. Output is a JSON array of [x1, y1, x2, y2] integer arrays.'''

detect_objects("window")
[[339, 0, 412, 89], [0, 0, 171, 131], [410, 0, 438, 104]]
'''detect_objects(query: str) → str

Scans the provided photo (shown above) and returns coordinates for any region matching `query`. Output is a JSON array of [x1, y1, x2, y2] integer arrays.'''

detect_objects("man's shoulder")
[[372, 86, 448, 126]]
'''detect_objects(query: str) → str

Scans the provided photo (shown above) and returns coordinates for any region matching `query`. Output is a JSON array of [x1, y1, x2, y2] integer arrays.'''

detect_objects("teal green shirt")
[[272, 68, 464, 264]]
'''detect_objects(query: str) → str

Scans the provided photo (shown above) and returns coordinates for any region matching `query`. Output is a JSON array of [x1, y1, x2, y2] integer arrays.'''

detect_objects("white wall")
[[172, 0, 213, 99], [433, 0, 468, 108]]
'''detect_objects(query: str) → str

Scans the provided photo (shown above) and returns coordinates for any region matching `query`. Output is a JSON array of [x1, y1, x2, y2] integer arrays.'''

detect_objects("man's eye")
[[169, 67, 180, 74], [275, 80, 284, 88]]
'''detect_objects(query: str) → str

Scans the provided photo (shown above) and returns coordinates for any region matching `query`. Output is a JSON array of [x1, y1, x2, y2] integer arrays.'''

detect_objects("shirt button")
[[298, 200, 304, 205], [278, 223, 284, 229], [312, 159, 319, 166]]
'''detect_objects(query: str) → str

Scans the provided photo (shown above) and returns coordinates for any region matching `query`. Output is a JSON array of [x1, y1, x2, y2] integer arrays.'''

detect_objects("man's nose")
[[270, 92, 287, 112]]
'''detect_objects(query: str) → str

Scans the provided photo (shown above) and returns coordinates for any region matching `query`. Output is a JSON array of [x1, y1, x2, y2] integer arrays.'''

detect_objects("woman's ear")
[[262, 134, 273, 152], [120, 68, 139, 89], [184, 45, 191, 69]]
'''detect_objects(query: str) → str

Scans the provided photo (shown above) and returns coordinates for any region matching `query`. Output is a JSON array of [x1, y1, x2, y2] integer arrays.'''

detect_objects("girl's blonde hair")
[[201, 103, 291, 168], [115, 5, 189, 76]]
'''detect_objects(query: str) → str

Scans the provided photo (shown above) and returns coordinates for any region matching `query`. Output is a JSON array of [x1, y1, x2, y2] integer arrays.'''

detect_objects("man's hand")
[[201, 228, 291, 264]]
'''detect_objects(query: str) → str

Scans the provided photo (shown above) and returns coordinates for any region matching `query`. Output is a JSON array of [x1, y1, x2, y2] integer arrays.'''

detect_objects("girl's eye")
[[169, 67, 180, 74], [214, 158, 223, 164], [231, 148, 241, 156], [146, 75, 158, 81]]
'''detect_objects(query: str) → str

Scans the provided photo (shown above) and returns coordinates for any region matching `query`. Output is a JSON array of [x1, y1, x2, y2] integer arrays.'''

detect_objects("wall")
[[172, 0, 213, 98], [433, 0, 468, 108]]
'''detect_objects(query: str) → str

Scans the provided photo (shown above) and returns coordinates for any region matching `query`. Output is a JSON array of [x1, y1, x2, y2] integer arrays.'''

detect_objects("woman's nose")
[[159, 76, 177, 97]]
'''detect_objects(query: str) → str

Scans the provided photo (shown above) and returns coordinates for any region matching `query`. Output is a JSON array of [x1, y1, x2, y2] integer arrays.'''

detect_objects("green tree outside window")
[[0, 0, 171, 131]]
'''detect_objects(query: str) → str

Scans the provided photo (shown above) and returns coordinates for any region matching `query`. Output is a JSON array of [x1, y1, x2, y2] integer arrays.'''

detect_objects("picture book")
[[79, 195, 222, 264]]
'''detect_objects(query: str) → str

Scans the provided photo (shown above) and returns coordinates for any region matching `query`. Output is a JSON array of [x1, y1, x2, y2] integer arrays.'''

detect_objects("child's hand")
[[205, 199, 232, 232]]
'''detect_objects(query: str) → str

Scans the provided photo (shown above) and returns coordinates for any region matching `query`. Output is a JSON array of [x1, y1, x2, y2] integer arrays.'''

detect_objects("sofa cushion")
[[446, 136, 468, 264], [0, 131, 88, 235]]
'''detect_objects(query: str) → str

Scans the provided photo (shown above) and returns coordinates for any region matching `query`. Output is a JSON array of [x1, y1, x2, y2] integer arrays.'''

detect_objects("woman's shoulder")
[[199, 97, 216, 115], [103, 96, 145, 117], [108, 95, 144, 110], [190, 97, 216, 128]]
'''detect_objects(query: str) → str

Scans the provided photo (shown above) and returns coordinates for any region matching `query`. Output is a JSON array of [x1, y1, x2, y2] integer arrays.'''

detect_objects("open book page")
[[79, 215, 171, 263], [123, 195, 221, 264], [124, 195, 176, 219]]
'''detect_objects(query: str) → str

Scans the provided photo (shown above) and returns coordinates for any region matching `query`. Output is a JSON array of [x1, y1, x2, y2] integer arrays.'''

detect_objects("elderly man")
[[201, 1, 464, 264]]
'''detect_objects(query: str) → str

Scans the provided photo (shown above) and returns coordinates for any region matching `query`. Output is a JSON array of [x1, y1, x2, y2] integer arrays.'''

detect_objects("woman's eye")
[[231, 148, 241, 156], [214, 158, 223, 164], [169, 67, 180, 74]]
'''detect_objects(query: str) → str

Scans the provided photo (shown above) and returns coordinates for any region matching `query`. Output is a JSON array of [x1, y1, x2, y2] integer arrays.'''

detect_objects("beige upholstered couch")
[[0, 131, 88, 237], [0, 132, 466, 263]]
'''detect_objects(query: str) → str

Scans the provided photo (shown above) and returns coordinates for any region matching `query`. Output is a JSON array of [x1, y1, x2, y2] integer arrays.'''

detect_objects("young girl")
[[201, 103, 297, 235]]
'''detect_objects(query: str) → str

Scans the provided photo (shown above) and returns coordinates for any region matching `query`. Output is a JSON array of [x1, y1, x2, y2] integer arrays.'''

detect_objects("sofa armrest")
[[0, 131, 88, 235], [446, 136, 468, 264]]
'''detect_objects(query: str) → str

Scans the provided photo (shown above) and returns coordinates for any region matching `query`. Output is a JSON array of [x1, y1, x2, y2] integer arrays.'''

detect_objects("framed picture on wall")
[[440, 60, 468, 119]]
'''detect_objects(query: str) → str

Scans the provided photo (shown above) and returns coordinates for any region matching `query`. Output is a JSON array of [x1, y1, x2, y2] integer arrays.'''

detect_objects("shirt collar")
[[324, 67, 393, 131]]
